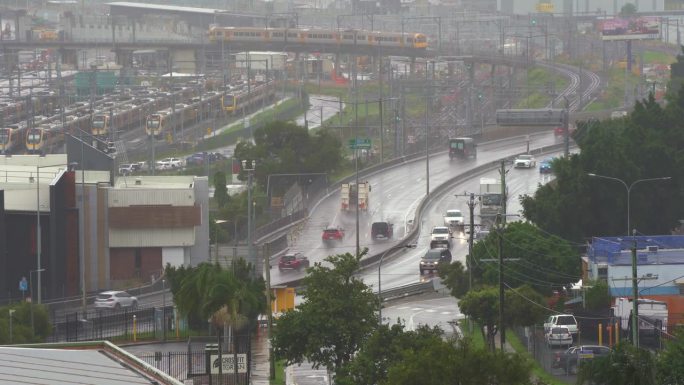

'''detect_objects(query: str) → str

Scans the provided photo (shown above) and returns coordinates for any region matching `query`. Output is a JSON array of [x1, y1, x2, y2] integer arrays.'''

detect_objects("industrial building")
[[0, 154, 209, 303]]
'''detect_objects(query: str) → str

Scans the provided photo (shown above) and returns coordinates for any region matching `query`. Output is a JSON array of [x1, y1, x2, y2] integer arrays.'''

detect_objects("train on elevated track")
[[207, 27, 428, 50]]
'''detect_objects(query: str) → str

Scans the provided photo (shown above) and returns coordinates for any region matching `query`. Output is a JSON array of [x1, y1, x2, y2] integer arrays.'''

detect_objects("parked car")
[[544, 314, 579, 336], [419, 248, 452, 274], [443, 209, 464, 228], [278, 252, 310, 271], [185, 153, 206, 166], [539, 158, 554, 174], [430, 226, 452, 248], [552, 345, 611, 374], [118, 163, 136, 175], [371, 222, 393, 241], [157, 157, 183, 170], [514, 154, 536, 168], [545, 326, 573, 348], [94, 290, 138, 309], [322, 226, 344, 242]]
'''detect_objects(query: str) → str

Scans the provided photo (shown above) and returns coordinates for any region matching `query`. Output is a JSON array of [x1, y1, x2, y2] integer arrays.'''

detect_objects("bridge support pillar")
[[409, 56, 416, 76], [60, 49, 78, 68], [2, 48, 17, 71]]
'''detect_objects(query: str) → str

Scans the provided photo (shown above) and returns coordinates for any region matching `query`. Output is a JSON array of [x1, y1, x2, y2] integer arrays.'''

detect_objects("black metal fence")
[[134, 334, 252, 385], [50, 305, 178, 342]]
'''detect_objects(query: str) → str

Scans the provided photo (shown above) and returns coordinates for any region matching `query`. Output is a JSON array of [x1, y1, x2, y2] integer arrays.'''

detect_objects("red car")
[[554, 126, 565, 136], [322, 227, 344, 242], [278, 253, 310, 271]]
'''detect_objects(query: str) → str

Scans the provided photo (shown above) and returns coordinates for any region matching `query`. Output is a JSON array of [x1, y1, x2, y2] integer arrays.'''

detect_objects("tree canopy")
[[271, 252, 378, 377], [233, 120, 343, 188], [521, 91, 683, 241], [471, 222, 580, 295], [336, 323, 533, 385], [167, 261, 266, 331]]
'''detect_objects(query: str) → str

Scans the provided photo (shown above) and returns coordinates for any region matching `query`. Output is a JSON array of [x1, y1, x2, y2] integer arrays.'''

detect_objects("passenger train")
[[222, 80, 276, 114], [145, 91, 224, 138], [207, 27, 428, 49]]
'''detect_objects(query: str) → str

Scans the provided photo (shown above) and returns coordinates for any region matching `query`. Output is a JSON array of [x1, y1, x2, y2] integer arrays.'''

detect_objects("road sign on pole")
[[348, 138, 372, 149]]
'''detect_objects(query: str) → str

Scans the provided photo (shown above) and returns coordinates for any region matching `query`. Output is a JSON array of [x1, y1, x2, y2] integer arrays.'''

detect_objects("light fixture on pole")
[[378, 244, 417, 324], [587, 173, 671, 348], [241, 160, 256, 272]]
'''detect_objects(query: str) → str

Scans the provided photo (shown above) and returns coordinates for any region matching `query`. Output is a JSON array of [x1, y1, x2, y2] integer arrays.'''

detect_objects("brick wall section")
[[109, 247, 162, 280]]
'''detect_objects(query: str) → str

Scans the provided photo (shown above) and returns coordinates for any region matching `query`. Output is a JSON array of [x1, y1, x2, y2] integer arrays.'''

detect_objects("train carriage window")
[[343, 34, 353, 40], [288, 32, 297, 38], [358, 35, 365, 40], [407, 37, 414, 43], [273, 32, 284, 37]]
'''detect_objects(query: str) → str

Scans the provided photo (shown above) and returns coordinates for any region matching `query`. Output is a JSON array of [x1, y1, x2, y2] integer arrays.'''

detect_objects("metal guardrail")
[[379, 281, 435, 301]]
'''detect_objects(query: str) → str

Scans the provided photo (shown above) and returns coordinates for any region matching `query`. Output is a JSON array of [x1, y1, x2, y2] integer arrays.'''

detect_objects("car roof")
[[432, 226, 449, 231], [99, 290, 126, 295], [518, 154, 532, 158]]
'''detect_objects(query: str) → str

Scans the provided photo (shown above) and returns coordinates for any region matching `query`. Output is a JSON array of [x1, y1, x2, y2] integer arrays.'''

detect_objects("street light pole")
[[242, 160, 256, 272], [378, 244, 416, 324], [215, 220, 228, 263], [587, 173, 671, 347]]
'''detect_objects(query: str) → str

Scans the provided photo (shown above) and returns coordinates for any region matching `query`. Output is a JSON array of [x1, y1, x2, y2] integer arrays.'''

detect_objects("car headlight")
[[420, 261, 426, 265]]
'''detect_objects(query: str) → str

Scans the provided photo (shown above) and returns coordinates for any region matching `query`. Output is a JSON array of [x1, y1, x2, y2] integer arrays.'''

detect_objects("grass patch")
[[507, 330, 570, 385], [460, 319, 486, 349], [642, 50, 676, 65], [271, 360, 286, 385], [515, 67, 570, 108]]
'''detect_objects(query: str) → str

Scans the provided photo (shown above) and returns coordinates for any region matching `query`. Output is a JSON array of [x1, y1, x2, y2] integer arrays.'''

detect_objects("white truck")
[[612, 297, 668, 337], [341, 182, 370, 211], [479, 178, 503, 224]]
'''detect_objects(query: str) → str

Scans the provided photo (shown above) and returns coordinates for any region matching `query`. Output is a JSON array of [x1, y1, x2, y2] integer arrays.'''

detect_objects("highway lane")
[[362, 151, 562, 294], [271, 131, 563, 285]]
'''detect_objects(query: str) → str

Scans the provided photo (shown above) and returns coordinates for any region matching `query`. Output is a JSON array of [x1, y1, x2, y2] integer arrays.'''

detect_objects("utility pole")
[[631, 230, 638, 348], [498, 217, 505, 350], [454, 192, 480, 292]]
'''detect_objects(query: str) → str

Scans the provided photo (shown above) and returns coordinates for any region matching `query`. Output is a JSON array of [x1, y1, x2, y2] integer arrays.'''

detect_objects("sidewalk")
[[251, 327, 271, 385]]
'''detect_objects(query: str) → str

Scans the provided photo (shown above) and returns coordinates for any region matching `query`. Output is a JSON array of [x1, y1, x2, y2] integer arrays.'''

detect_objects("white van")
[[544, 314, 579, 336]]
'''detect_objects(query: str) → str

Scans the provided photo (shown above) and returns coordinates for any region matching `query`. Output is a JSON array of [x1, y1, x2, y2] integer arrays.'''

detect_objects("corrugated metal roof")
[[75, 170, 111, 184], [109, 188, 195, 207], [110, 227, 195, 247], [0, 163, 66, 212], [114, 175, 197, 189], [107, 1, 226, 14], [0, 347, 154, 384]]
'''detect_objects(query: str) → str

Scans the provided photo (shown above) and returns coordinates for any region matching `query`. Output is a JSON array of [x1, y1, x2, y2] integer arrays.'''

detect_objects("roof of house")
[[588, 235, 684, 265], [0, 341, 182, 385]]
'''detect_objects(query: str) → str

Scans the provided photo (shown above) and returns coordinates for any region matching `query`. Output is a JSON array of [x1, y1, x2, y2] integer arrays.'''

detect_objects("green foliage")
[[656, 328, 684, 384], [272, 252, 378, 377], [471, 222, 579, 295], [0, 302, 51, 344], [168, 261, 266, 331], [522, 93, 683, 240], [584, 280, 612, 311], [213, 171, 229, 208], [233, 120, 343, 189], [336, 324, 445, 385], [578, 342, 656, 385], [438, 260, 469, 298], [620, 3, 637, 16], [383, 336, 532, 385], [504, 284, 548, 328], [459, 287, 500, 350]]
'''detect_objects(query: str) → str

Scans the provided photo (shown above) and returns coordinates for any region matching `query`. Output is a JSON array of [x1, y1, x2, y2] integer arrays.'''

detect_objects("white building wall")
[[162, 247, 185, 268], [110, 228, 195, 247], [108, 188, 195, 207]]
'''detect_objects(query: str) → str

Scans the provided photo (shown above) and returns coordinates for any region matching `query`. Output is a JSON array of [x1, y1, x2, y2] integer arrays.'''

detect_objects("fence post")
[[133, 315, 137, 342]]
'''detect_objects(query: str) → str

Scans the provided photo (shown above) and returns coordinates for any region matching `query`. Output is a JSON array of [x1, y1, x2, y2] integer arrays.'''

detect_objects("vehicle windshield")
[[482, 194, 502, 205], [446, 211, 462, 217], [26, 130, 41, 143], [372, 223, 389, 233], [97, 294, 112, 300], [557, 316, 576, 325], [223, 95, 235, 107], [518, 155, 532, 160], [146, 117, 160, 128], [282, 255, 296, 262], [324, 229, 338, 234], [423, 250, 443, 260], [92, 116, 105, 128], [432, 228, 449, 234]]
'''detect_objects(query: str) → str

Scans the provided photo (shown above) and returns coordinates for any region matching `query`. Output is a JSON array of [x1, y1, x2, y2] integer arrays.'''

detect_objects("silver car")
[[94, 291, 138, 310]]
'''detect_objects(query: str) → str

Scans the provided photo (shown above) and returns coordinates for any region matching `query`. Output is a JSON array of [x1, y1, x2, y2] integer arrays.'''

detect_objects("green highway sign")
[[348, 138, 371, 149]]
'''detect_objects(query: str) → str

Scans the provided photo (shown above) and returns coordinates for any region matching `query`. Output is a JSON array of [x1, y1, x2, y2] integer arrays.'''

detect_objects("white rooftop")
[[114, 175, 200, 189]]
